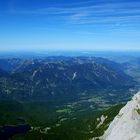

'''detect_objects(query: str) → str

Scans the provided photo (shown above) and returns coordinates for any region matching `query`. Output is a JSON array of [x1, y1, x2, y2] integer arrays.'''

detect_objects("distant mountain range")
[[0, 57, 136, 101]]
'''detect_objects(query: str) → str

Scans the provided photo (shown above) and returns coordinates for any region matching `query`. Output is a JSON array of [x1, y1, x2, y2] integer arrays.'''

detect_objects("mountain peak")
[[102, 91, 140, 140]]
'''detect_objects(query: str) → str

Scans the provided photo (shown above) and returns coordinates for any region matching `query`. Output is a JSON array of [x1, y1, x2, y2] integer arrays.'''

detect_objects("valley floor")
[[0, 89, 135, 140]]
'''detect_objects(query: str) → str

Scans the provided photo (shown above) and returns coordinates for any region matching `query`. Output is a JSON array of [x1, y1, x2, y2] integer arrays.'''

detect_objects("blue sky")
[[0, 0, 140, 52]]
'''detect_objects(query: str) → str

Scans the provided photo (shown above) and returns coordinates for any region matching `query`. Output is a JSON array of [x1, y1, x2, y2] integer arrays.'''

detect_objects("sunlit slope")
[[102, 91, 140, 140]]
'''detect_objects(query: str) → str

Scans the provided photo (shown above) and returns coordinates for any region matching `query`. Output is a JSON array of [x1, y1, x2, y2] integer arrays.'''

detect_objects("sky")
[[0, 0, 140, 52]]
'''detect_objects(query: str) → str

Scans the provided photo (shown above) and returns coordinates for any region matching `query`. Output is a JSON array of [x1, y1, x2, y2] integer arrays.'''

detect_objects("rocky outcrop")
[[102, 91, 140, 140]]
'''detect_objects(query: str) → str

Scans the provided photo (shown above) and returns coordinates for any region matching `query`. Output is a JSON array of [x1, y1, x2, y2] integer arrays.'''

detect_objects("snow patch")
[[97, 115, 108, 128], [31, 70, 38, 80], [72, 72, 77, 80]]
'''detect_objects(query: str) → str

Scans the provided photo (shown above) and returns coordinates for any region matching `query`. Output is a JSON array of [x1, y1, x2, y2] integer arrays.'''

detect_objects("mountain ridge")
[[100, 91, 140, 140], [0, 57, 135, 101]]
